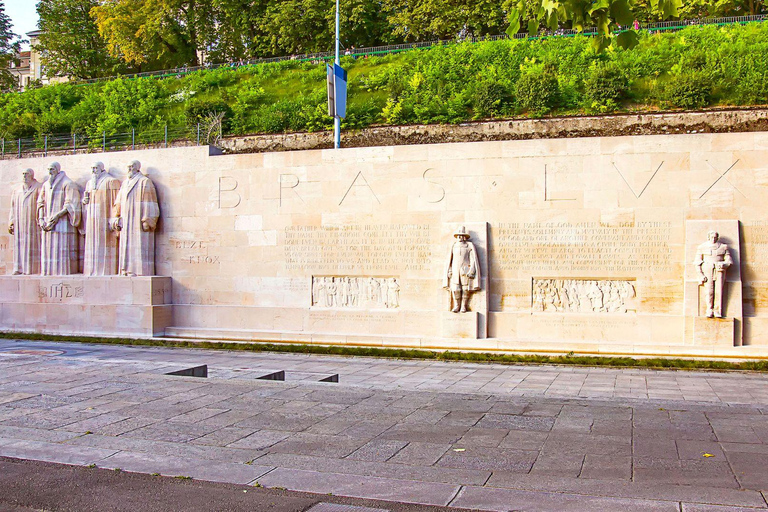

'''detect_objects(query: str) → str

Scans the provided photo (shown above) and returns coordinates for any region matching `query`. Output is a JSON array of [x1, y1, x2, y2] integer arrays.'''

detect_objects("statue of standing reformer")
[[37, 162, 82, 276], [443, 226, 481, 313], [82, 162, 121, 276], [694, 230, 733, 318], [111, 161, 160, 276], [8, 168, 42, 275]]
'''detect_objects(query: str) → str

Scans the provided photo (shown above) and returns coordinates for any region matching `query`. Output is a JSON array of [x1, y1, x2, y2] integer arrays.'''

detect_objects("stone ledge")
[[161, 327, 768, 360], [219, 107, 768, 154]]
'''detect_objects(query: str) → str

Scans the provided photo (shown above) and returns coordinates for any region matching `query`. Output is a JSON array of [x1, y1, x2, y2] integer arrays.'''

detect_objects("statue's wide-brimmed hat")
[[454, 226, 469, 238]]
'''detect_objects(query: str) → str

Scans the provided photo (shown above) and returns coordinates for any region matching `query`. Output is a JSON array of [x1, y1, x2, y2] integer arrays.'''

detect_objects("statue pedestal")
[[683, 220, 742, 346], [441, 311, 478, 339], [0, 276, 172, 337], [690, 316, 737, 347], [443, 222, 489, 339]]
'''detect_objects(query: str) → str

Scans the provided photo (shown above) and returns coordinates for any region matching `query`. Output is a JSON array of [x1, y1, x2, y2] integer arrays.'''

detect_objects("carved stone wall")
[[1, 130, 768, 356], [533, 279, 636, 314], [311, 276, 399, 309]]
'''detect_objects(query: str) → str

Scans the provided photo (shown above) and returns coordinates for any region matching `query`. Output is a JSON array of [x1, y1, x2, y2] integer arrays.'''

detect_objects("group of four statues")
[[8, 160, 159, 277]]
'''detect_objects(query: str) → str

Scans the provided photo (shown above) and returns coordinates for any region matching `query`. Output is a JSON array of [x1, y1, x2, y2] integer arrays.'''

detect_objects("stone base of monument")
[[688, 316, 738, 347], [440, 311, 479, 339], [0, 276, 172, 337]]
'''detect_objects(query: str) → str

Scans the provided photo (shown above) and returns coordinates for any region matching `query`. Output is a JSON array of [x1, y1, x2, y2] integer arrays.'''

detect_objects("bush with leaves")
[[663, 71, 713, 109], [473, 81, 513, 119], [185, 99, 233, 132], [584, 62, 628, 111], [515, 63, 560, 116]]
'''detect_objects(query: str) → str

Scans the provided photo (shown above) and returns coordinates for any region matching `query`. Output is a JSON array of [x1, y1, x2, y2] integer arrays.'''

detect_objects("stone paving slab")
[[252, 452, 492, 486], [682, 506, 768, 512], [97, 451, 275, 484], [0, 437, 118, 466], [306, 503, 390, 512], [451, 486, 680, 511], [485, 471, 768, 508], [257, 468, 461, 507]]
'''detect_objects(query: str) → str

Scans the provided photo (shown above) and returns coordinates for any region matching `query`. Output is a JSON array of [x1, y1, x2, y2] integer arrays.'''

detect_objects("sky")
[[5, 1, 39, 49]]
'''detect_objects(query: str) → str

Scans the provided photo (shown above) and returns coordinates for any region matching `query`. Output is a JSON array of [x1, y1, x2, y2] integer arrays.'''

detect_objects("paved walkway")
[[1, 339, 768, 511]]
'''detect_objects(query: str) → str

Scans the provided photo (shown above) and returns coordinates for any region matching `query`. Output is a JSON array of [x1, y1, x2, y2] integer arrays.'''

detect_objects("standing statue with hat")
[[443, 226, 481, 313]]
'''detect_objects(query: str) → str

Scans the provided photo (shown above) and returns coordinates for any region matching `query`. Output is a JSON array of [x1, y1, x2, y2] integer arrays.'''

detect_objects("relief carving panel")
[[533, 279, 636, 314], [312, 276, 400, 309]]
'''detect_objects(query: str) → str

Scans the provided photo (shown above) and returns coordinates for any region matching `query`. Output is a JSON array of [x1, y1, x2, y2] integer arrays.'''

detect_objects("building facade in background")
[[8, 30, 68, 91]]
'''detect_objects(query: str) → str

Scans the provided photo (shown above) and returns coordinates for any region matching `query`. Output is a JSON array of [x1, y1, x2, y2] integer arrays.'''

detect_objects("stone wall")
[[220, 108, 768, 154], [2, 130, 768, 358]]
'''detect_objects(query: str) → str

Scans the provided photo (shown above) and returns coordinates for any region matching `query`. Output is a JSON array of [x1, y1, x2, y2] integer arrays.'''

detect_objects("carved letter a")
[[339, 171, 381, 205]]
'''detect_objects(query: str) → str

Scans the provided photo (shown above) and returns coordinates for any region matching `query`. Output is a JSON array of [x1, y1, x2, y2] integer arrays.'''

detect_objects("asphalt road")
[[0, 457, 464, 512]]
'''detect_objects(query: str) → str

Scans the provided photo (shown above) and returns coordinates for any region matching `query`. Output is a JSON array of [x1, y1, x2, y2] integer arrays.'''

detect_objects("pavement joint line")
[[444, 485, 464, 507], [247, 465, 277, 486]]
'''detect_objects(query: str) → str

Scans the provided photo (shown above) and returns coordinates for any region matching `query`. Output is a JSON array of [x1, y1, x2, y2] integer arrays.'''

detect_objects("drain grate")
[[166, 365, 208, 378]]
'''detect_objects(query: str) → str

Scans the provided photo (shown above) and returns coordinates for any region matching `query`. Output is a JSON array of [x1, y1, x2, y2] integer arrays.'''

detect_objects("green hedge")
[[1, 22, 767, 143]]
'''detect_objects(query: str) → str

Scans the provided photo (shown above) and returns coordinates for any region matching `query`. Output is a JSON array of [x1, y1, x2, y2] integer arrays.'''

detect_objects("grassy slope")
[[0, 22, 766, 143]]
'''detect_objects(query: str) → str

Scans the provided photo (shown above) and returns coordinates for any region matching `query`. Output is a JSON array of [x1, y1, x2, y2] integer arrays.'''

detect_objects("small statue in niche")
[[111, 160, 160, 276], [694, 230, 733, 318], [8, 168, 43, 275], [443, 226, 481, 313]]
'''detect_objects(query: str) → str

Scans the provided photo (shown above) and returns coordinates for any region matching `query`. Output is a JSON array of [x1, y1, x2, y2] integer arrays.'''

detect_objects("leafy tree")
[[35, 0, 129, 79], [0, 1, 21, 92], [204, 0, 270, 61], [91, 0, 214, 68], [256, 0, 393, 56], [384, 0, 514, 41], [506, 0, 681, 51]]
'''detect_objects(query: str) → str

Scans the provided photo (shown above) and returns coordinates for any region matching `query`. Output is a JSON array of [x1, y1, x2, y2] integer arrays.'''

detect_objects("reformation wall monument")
[[1, 131, 767, 358]]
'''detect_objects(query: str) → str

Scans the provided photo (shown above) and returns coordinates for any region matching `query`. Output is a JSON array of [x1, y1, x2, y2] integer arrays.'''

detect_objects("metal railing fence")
[[69, 14, 767, 85], [0, 124, 216, 160]]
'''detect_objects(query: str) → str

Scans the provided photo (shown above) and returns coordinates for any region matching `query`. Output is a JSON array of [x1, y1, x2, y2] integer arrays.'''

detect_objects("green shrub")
[[664, 71, 713, 109], [184, 99, 233, 131], [584, 63, 628, 111], [515, 68, 559, 116], [732, 68, 768, 105], [472, 81, 512, 119]]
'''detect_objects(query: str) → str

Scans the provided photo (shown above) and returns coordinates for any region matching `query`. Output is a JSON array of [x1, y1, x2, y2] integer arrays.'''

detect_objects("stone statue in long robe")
[[8, 168, 42, 275], [82, 162, 121, 276], [111, 160, 160, 276], [443, 226, 480, 313], [37, 162, 82, 276]]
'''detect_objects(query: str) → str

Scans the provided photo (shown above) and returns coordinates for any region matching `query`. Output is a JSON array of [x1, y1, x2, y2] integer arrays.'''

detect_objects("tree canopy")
[[0, 1, 21, 92], [35, 0, 129, 79], [24, 0, 768, 79]]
